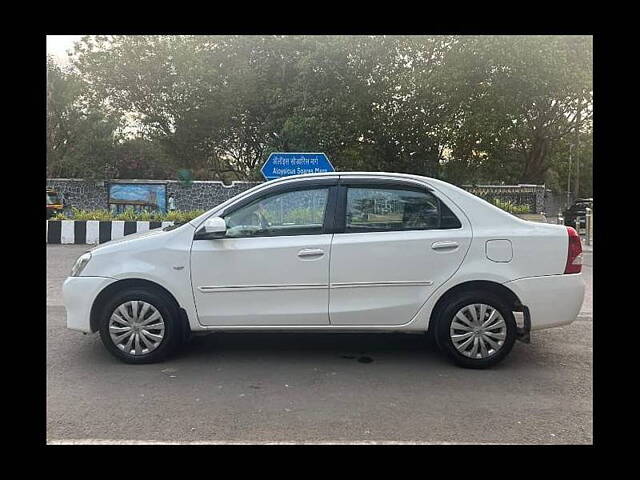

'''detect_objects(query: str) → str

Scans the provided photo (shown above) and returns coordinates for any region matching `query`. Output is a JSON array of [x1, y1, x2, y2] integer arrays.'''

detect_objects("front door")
[[329, 183, 471, 325], [190, 184, 334, 326]]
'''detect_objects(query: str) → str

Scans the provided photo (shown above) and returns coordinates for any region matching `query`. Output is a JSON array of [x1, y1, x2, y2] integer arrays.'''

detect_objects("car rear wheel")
[[98, 288, 183, 364], [434, 291, 517, 369]]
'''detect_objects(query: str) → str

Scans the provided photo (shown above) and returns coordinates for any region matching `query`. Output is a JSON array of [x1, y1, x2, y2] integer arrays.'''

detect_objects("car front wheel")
[[434, 292, 517, 369], [98, 288, 183, 364]]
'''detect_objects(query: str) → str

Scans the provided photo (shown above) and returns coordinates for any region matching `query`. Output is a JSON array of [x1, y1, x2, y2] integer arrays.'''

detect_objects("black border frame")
[[35, 29, 605, 452]]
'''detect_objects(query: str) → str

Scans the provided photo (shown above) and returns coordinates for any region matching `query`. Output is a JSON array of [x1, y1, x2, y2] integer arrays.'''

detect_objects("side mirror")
[[196, 217, 227, 239]]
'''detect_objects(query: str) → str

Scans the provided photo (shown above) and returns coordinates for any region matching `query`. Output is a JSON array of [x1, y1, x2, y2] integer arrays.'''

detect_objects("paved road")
[[47, 245, 593, 444]]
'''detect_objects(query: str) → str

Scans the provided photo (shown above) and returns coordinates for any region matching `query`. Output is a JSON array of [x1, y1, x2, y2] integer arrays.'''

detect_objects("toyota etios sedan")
[[64, 172, 585, 368]]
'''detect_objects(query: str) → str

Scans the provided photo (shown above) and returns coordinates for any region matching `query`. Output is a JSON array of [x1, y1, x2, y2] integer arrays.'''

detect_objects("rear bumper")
[[63, 276, 116, 333], [504, 273, 585, 331]]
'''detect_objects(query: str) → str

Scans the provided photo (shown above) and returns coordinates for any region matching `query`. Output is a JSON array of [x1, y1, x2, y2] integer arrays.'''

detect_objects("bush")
[[48, 208, 206, 223], [491, 198, 530, 214]]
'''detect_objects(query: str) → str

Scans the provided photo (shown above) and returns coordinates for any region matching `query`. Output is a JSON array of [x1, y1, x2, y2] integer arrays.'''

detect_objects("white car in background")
[[63, 172, 585, 368]]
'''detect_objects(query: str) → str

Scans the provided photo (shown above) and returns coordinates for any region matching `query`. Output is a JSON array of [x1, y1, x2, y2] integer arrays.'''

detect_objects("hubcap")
[[108, 301, 165, 356], [449, 303, 507, 359]]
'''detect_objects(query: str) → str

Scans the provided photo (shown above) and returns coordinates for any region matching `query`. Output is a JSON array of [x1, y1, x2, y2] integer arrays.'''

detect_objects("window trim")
[[219, 178, 338, 218], [196, 180, 338, 240], [335, 181, 461, 234]]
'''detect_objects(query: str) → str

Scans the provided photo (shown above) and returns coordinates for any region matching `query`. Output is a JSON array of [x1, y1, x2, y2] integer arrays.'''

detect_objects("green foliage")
[[50, 212, 69, 220], [177, 169, 194, 185], [49, 208, 206, 222], [112, 209, 141, 221], [544, 128, 593, 197], [440, 36, 592, 185], [113, 138, 175, 179], [491, 198, 530, 214], [47, 35, 592, 187], [51, 207, 113, 221], [47, 56, 122, 179]]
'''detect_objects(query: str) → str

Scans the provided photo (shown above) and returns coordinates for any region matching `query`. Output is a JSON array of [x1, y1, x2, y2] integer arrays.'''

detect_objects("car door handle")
[[298, 248, 325, 258], [431, 241, 459, 251]]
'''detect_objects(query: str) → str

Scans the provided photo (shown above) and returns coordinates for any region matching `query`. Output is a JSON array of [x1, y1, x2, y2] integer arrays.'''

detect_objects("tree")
[[442, 36, 593, 185], [47, 55, 121, 179], [63, 35, 592, 186], [544, 124, 593, 198]]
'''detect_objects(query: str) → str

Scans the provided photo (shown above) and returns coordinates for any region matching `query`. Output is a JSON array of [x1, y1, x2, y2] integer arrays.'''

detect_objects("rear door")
[[328, 179, 471, 325]]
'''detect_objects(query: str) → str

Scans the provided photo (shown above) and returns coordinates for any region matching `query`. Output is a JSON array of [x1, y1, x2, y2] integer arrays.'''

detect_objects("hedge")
[[49, 208, 206, 223]]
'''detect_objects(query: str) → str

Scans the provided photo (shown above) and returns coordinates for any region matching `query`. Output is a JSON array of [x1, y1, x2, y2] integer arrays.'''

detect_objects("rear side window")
[[345, 187, 461, 232]]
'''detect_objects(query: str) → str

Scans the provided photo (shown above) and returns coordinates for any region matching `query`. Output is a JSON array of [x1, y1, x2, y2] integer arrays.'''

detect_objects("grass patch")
[[50, 207, 206, 223]]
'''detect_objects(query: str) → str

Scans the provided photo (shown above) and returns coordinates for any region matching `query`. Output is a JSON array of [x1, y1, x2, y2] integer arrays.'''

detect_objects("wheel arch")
[[89, 278, 190, 334], [427, 280, 524, 332]]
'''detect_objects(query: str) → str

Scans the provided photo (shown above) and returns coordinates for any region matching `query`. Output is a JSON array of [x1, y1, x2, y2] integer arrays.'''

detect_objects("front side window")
[[223, 187, 329, 238], [345, 187, 461, 232]]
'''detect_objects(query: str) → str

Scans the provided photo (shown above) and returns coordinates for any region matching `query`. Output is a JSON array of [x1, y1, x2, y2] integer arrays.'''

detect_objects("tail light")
[[564, 226, 582, 274]]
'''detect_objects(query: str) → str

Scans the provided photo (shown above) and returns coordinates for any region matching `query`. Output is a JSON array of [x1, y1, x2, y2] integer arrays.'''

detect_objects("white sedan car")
[[63, 172, 585, 368]]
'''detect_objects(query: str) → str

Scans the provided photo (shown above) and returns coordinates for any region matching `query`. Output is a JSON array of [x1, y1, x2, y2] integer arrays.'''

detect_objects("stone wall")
[[47, 178, 553, 215], [46, 179, 109, 210], [46, 178, 261, 212], [166, 180, 261, 210]]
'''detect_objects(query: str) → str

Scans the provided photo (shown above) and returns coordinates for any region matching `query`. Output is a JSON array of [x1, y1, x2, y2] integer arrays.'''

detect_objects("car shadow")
[[169, 331, 549, 372], [73, 331, 544, 372], [173, 331, 445, 365]]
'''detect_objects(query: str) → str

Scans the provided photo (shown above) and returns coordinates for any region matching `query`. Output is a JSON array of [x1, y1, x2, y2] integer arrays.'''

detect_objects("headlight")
[[70, 252, 92, 277]]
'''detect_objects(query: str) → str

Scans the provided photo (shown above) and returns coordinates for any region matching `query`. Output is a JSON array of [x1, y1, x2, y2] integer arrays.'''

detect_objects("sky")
[[46, 35, 85, 65]]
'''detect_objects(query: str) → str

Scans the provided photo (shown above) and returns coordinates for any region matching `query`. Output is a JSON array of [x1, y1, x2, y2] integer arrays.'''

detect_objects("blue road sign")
[[261, 152, 334, 180]]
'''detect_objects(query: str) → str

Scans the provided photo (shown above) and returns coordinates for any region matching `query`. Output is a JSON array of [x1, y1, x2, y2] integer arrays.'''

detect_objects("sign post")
[[261, 152, 334, 181]]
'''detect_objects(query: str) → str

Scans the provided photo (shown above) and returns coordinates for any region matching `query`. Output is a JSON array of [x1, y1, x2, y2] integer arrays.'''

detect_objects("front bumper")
[[63, 276, 117, 333], [504, 273, 585, 331]]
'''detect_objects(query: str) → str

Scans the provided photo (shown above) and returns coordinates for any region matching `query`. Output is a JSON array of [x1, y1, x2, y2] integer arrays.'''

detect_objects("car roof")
[[269, 171, 430, 178], [264, 171, 467, 195], [264, 171, 437, 185]]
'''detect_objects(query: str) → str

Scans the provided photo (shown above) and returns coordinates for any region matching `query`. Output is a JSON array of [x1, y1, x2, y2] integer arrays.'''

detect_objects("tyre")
[[98, 288, 183, 364], [434, 291, 517, 369]]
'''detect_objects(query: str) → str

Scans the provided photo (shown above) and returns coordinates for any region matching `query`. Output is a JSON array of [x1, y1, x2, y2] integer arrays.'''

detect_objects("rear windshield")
[[47, 192, 60, 204]]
